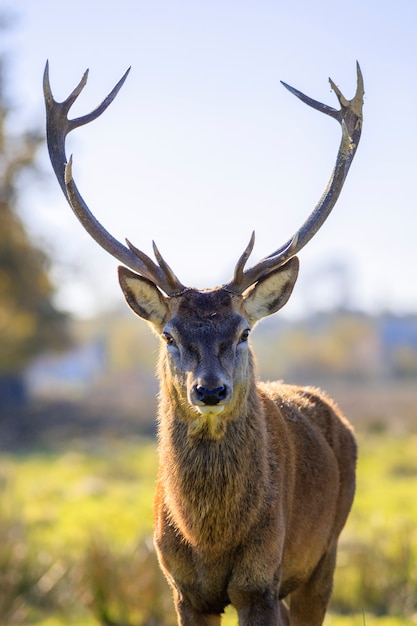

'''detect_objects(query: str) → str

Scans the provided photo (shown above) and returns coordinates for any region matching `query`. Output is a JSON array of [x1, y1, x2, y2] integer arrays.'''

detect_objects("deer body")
[[156, 380, 356, 625], [117, 272, 357, 624], [44, 63, 363, 624]]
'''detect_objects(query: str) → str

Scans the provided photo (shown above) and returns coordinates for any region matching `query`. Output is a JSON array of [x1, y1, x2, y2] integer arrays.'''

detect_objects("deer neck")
[[156, 353, 269, 549]]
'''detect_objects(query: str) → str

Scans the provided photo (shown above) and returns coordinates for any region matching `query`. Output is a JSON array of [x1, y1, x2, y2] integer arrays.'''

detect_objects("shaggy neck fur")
[[156, 348, 271, 551]]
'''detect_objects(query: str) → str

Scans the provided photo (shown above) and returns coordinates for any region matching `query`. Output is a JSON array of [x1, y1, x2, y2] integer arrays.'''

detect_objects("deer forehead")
[[165, 288, 248, 339]]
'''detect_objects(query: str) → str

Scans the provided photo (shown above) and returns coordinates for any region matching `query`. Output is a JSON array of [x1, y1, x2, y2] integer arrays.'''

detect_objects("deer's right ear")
[[118, 266, 168, 329]]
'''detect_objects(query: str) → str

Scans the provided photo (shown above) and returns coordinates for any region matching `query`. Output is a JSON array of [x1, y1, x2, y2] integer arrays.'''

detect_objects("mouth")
[[195, 405, 225, 416], [187, 404, 228, 439]]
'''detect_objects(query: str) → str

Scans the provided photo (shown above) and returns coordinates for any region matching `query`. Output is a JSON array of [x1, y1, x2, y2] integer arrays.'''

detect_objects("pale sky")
[[4, 0, 417, 318]]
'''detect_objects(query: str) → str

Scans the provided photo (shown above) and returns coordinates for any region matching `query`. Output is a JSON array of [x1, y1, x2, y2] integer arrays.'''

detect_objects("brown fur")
[[118, 260, 357, 625]]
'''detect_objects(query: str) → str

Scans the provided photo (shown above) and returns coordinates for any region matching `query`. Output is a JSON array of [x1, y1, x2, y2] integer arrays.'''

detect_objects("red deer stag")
[[44, 62, 363, 625]]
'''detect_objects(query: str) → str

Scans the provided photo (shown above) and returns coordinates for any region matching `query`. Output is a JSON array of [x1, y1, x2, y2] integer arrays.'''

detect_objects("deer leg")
[[228, 587, 281, 626], [172, 590, 221, 626], [288, 546, 337, 625], [178, 611, 220, 626], [174, 601, 221, 626], [234, 599, 288, 626]]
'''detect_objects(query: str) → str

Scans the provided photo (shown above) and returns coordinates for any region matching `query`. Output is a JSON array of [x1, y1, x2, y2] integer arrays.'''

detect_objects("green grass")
[[325, 617, 417, 626], [1, 431, 416, 625], [2, 437, 157, 552]]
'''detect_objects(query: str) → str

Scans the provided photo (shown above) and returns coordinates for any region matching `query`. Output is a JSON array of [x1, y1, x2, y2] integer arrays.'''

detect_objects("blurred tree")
[[0, 35, 70, 404]]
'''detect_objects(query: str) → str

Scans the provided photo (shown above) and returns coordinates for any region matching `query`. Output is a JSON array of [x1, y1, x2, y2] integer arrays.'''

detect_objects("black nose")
[[196, 385, 227, 406]]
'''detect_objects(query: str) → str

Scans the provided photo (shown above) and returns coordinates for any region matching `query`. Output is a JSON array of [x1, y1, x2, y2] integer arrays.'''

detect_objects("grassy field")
[[1, 428, 417, 625]]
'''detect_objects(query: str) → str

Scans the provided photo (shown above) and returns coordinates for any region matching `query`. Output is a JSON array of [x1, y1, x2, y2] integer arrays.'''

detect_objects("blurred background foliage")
[[0, 15, 417, 626], [0, 27, 69, 405]]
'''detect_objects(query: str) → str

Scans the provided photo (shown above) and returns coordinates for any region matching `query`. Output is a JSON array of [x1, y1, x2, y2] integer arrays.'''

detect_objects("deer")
[[43, 61, 363, 625]]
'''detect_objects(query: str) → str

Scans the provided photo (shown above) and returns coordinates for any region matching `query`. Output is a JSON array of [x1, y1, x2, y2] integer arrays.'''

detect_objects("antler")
[[225, 62, 364, 294], [43, 61, 186, 296]]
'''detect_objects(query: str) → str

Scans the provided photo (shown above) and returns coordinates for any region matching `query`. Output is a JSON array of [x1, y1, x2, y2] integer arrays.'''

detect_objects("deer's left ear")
[[242, 257, 299, 325]]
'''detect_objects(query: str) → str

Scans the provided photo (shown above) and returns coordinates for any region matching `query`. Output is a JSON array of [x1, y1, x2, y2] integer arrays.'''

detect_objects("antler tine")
[[231, 231, 256, 286], [225, 63, 364, 294], [44, 62, 186, 295], [124, 238, 186, 295], [43, 61, 130, 196]]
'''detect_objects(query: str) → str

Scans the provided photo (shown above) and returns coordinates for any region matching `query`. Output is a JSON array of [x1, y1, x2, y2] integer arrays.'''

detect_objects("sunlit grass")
[[325, 616, 417, 626], [2, 437, 157, 552], [353, 433, 417, 523]]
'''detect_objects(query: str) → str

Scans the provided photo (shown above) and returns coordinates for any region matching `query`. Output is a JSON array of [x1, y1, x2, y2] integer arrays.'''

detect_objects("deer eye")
[[239, 329, 250, 343], [162, 332, 176, 347]]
